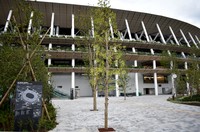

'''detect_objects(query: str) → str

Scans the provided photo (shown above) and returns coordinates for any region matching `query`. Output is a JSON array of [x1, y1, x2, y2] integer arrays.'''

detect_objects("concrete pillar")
[[91, 17, 94, 38], [134, 60, 139, 96], [4, 10, 12, 32], [56, 26, 59, 36], [27, 11, 34, 34], [153, 60, 158, 95], [50, 13, 55, 36], [71, 14, 75, 97], [71, 14, 75, 38], [115, 74, 119, 97], [109, 18, 114, 39]]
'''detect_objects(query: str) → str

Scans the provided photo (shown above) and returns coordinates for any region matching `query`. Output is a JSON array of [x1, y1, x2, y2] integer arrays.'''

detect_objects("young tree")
[[118, 70, 129, 100], [76, 0, 125, 129], [75, 13, 99, 111], [92, 0, 125, 129]]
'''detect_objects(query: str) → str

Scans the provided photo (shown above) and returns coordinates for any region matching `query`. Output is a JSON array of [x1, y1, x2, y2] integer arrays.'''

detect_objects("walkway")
[[50, 95, 200, 132]]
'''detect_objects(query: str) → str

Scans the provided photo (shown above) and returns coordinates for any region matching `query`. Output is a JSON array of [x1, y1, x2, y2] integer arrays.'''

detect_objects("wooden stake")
[[0, 19, 51, 121]]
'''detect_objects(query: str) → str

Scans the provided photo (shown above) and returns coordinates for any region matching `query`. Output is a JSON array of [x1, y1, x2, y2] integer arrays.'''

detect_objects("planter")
[[98, 128, 115, 132]]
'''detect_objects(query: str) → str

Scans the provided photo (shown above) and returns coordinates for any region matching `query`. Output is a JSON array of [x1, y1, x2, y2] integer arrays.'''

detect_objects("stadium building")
[[1, 0, 200, 98]]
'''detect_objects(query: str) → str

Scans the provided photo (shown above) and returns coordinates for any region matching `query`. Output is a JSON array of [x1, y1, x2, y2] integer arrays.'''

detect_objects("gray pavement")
[[50, 95, 200, 132]]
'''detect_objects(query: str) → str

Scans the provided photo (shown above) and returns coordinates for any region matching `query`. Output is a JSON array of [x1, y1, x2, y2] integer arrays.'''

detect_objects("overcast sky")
[[38, 0, 200, 28]]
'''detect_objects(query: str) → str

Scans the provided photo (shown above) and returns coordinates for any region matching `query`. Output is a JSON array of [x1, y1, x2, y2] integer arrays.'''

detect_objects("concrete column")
[[48, 59, 51, 67], [27, 11, 34, 34], [91, 17, 94, 38], [50, 13, 55, 36], [71, 13, 75, 97], [134, 60, 139, 96], [132, 47, 139, 96], [71, 14, 75, 38], [153, 60, 158, 95], [48, 43, 52, 50], [184, 62, 190, 95], [171, 74, 177, 96], [56, 26, 59, 36], [48, 43, 52, 67], [4, 10, 12, 32], [109, 18, 114, 39], [115, 74, 119, 97]]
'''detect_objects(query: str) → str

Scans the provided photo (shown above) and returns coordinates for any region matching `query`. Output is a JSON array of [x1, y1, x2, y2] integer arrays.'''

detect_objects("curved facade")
[[1, 0, 200, 97]]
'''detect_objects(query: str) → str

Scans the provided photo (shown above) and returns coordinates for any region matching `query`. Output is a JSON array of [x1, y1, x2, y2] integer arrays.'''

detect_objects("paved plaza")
[[50, 95, 200, 132]]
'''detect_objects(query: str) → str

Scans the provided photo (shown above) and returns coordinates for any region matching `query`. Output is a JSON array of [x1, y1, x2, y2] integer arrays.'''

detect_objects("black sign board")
[[14, 81, 43, 131]]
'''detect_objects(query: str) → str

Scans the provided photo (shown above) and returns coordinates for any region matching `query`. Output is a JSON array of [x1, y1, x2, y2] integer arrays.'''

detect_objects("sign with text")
[[14, 81, 43, 131]]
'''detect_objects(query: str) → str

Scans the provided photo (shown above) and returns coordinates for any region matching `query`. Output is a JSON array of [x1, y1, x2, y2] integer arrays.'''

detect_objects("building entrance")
[[144, 88, 155, 95]]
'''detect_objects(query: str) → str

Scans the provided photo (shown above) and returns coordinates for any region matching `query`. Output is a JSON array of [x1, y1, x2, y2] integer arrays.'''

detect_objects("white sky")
[[37, 0, 200, 28]]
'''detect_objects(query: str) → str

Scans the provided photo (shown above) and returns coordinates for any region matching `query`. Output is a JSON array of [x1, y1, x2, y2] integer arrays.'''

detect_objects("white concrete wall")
[[51, 74, 71, 96], [126, 73, 172, 95], [75, 75, 92, 97], [51, 73, 92, 97], [51, 73, 172, 97]]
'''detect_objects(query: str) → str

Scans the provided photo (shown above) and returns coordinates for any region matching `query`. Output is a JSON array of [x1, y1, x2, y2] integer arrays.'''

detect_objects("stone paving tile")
[[50, 95, 200, 132]]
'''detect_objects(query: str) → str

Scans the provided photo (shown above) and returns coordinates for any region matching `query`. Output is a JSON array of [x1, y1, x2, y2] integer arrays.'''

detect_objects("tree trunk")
[[104, 31, 109, 129], [93, 85, 97, 111], [124, 85, 126, 100]]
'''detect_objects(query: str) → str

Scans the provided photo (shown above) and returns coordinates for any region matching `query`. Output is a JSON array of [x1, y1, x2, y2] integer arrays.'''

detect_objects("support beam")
[[181, 52, 186, 58], [125, 19, 132, 40], [156, 24, 171, 55], [135, 33, 139, 40], [156, 24, 166, 44], [179, 38, 183, 44], [149, 35, 153, 41], [4, 10, 12, 32], [188, 32, 199, 48], [139, 31, 144, 40], [153, 33, 159, 41], [123, 29, 128, 39], [180, 29, 191, 47], [109, 18, 114, 39], [50, 13, 55, 36], [27, 11, 34, 34], [141, 21, 150, 42], [169, 26, 179, 45], [118, 31, 123, 40], [195, 35, 200, 44], [166, 35, 172, 43]]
